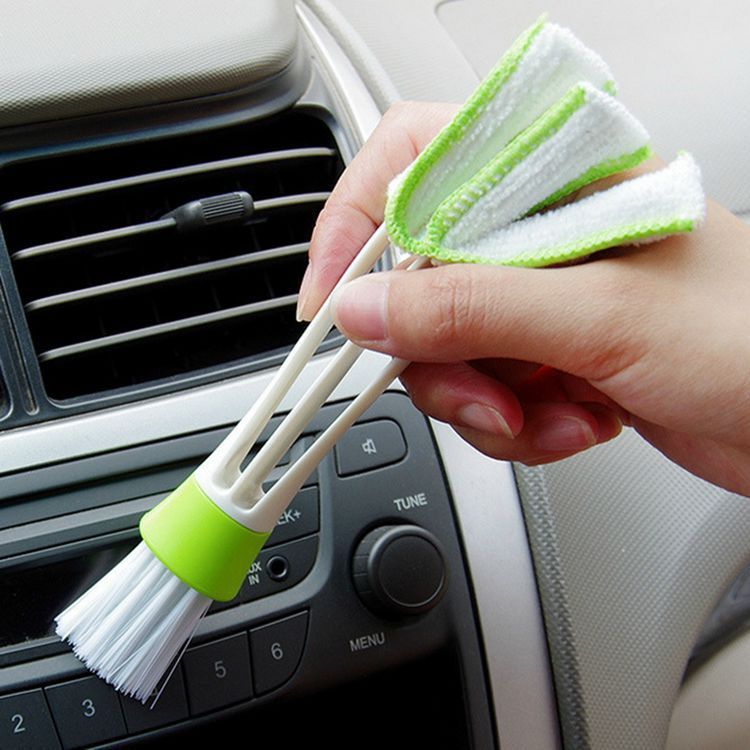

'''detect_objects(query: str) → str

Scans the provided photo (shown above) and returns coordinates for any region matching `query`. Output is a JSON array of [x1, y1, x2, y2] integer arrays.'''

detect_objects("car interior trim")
[[430, 419, 562, 750]]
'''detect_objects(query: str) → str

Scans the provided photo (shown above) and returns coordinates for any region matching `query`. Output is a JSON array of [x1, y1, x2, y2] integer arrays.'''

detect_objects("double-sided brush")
[[55, 16, 705, 704], [55, 224, 424, 702]]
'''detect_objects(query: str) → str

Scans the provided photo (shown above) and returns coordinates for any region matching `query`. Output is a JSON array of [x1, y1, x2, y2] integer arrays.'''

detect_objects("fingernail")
[[534, 416, 596, 453], [296, 263, 314, 322], [596, 412, 623, 443], [457, 403, 514, 439], [331, 276, 389, 342]]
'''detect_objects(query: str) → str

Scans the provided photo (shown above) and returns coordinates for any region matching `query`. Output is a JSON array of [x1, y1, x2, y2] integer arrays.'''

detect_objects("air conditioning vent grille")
[[0, 111, 345, 402]]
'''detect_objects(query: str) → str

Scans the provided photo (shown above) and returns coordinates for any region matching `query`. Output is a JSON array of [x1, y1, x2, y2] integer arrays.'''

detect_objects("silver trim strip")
[[254, 192, 330, 211], [1, 148, 336, 211], [430, 421, 562, 750], [26, 243, 310, 311], [38, 294, 298, 362], [296, 4, 381, 144], [12, 219, 175, 261], [0, 350, 390, 470], [13, 190, 327, 264]]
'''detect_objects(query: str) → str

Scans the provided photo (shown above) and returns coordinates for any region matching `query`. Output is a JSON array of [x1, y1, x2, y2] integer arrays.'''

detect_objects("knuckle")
[[576, 264, 653, 381], [418, 270, 485, 353], [404, 384, 435, 419]]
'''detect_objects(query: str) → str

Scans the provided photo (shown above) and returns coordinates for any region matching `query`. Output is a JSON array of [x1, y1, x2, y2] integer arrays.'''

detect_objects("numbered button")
[[183, 633, 253, 715], [119, 668, 188, 733], [45, 677, 126, 749], [250, 611, 309, 694], [0, 689, 61, 749]]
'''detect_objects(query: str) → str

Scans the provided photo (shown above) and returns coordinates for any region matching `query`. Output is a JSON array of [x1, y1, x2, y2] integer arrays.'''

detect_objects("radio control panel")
[[0, 393, 496, 749]]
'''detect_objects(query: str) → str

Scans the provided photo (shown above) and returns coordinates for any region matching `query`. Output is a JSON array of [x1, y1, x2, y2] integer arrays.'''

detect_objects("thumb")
[[330, 261, 644, 381]]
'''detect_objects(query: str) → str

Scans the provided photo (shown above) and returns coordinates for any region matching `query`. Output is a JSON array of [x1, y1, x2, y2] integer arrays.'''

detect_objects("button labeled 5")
[[184, 633, 253, 715]]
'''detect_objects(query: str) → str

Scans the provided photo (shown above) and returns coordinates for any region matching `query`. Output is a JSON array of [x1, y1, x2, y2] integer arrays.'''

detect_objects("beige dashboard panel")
[[0, 0, 298, 127]]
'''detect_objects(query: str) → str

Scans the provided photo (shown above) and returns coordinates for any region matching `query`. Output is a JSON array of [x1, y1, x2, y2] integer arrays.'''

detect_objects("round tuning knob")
[[352, 525, 447, 618]]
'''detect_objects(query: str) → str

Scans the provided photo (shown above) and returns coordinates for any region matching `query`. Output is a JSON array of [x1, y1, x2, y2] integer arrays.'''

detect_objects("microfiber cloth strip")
[[427, 83, 650, 249], [385, 17, 705, 267], [386, 18, 615, 250], [434, 153, 705, 267]]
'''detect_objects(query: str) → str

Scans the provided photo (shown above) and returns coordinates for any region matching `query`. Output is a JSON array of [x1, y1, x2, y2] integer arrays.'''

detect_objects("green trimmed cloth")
[[385, 18, 704, 267]]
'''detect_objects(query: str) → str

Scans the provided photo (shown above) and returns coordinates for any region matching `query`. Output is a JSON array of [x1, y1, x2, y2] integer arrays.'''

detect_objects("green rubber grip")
[[140, 474, 270, 601]]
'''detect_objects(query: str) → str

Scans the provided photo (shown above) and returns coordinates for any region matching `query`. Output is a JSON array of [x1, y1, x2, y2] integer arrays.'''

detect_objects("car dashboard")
[[0, 2, 749, 749]]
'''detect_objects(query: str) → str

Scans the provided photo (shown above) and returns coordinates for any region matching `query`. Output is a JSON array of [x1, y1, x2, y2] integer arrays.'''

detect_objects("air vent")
[[0, 111, 344, 402]]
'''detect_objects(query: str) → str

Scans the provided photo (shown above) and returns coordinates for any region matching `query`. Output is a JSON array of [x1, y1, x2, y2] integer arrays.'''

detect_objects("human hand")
[[297, 102, 750, 496]]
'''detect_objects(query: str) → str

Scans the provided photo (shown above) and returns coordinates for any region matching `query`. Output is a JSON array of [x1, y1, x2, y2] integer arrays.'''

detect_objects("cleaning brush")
[[55, 223, 415, 703], [55, 15, 705, 704]]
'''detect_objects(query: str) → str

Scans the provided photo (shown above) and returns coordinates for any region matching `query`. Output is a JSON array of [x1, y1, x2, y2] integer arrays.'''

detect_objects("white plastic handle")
[[246, 255, 430, 530], [199, 223, 391, 491], [233, 339, 363, 499]]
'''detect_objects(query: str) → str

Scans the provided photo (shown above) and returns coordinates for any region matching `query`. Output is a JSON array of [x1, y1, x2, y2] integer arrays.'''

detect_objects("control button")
[[119, 668, 188, 734], [353, 525, 447, 618], [266, 486, 319, 547], [45, 676, 126, 749], [0, 689, 61, 750], [335, 420, 407, 476], [241, 535, 317, 603], [250, 611, 309, 694], [183, 633, 253, 715]]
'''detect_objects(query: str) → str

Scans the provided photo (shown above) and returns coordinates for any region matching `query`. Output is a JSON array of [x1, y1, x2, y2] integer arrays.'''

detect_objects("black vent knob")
[[164, 191, 254, 231], [352, 525, 447, 618]]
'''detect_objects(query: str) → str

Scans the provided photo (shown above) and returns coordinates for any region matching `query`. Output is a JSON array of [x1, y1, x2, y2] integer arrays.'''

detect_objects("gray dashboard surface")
[[516, 435, 750, 749], [309, 1, 750, 748], [0, 0, 299, 127]]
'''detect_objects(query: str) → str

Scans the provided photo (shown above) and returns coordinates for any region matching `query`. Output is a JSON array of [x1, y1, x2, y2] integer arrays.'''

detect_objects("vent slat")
[[38, 294, 299, 362], [12, 191, 331, 262], [25, 242, 309, 311], [254, 192, 331, 212], [1, 148, 336, 212]]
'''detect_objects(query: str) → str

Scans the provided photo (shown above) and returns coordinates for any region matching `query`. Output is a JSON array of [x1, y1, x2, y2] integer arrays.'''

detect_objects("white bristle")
[[55, 542, 211, 703]]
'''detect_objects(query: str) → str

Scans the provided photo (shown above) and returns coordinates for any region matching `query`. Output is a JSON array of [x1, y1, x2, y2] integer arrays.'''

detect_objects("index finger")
[[295, 101, 458, 321]]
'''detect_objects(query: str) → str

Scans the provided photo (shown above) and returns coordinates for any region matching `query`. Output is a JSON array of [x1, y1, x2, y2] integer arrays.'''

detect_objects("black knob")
[[352, 525, 447, 617]]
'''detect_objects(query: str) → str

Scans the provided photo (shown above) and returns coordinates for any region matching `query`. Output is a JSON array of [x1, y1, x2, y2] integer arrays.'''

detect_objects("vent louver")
[[0, 111, 344, 402]]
